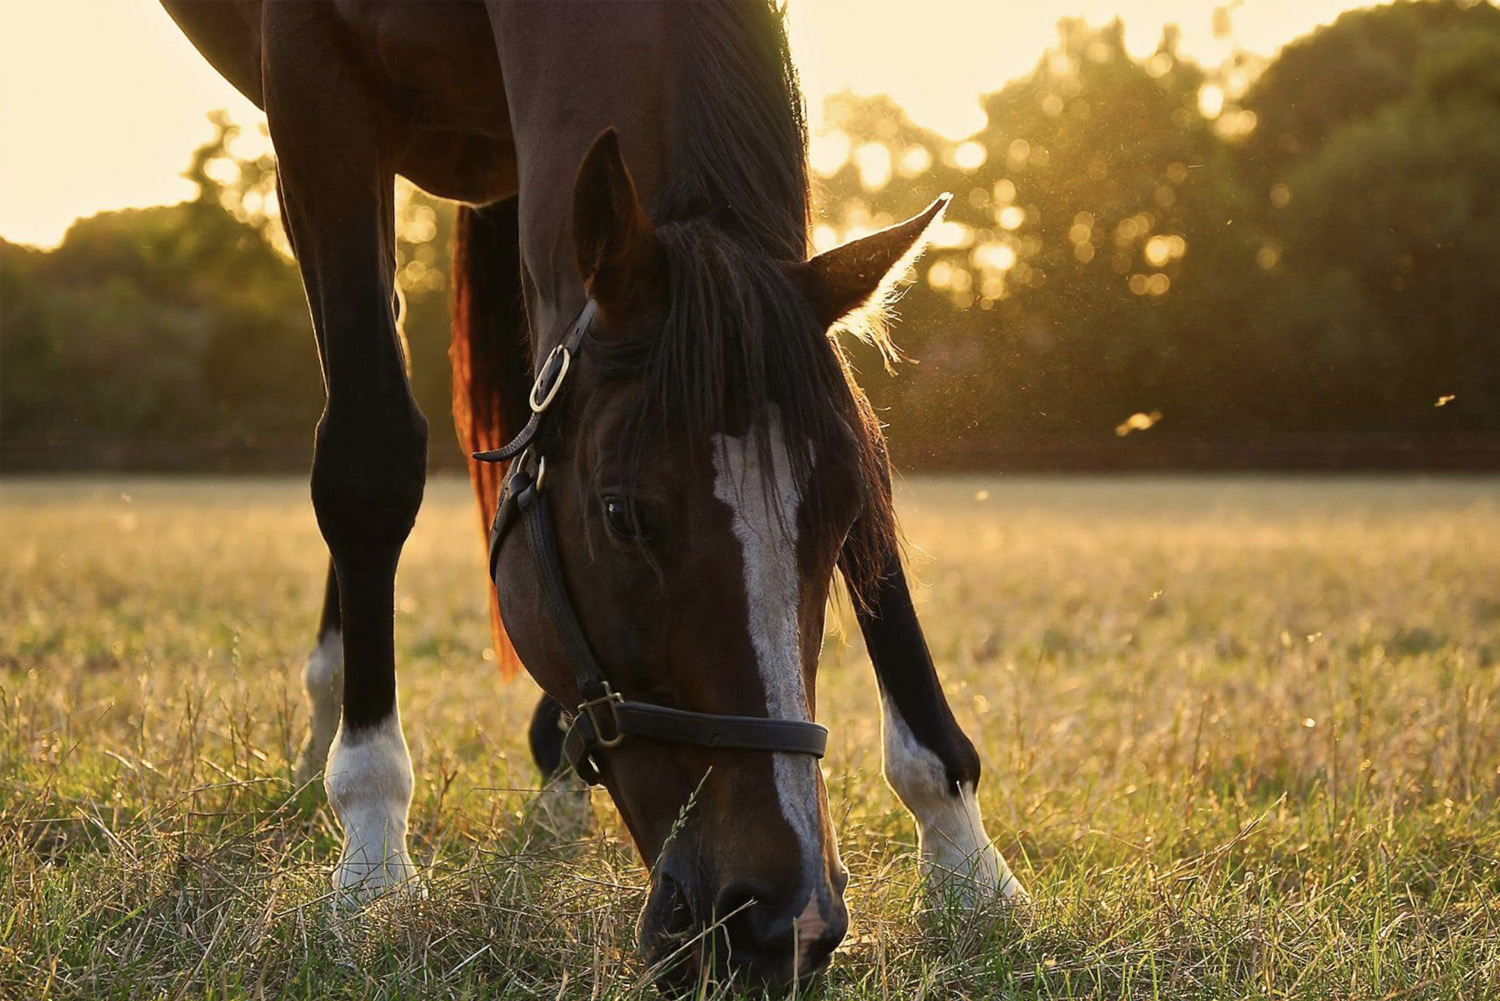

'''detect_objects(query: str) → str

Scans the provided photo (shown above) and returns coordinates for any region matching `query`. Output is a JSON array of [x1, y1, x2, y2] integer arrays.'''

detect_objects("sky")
[[0, 0, 1375, 249]]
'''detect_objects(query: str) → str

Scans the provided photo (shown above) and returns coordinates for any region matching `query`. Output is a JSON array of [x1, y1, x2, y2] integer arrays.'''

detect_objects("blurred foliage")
[[820, 17, 1269, 445], [821, 1, 1500, 460], [1246, 5, 1500, 431], [0, 126, 318, 466], [2, 0, 1497, 471], [0, 114, 460, 469]]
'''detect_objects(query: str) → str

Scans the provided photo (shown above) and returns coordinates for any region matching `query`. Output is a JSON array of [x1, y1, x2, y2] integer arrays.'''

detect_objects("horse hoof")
[[331, 854, 426, 909], [923, 846, 1028, 911]]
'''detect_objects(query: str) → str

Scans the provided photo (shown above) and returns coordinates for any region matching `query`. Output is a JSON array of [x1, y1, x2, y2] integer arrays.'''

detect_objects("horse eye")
[[601, 495, 646, 540]]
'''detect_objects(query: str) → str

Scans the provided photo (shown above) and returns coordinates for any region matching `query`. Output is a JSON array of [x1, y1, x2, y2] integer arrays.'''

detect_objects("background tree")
[[3, 1, 1497, 472], [1242, 0, 1500, 432], [822, 18, 1263, 459], [0, 120, 463, 469], [0, 144, 318, 468]]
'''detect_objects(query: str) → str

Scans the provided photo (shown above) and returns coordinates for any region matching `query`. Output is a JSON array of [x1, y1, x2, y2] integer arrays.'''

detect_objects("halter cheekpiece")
[[475, 301, 829, 786]]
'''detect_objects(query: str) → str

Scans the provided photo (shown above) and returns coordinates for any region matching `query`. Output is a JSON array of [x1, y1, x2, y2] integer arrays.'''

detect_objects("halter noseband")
[[474, 301, 829, 786]]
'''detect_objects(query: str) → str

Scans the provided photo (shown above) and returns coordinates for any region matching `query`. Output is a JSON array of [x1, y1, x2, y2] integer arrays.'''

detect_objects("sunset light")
[[3, 0, 1378, 248], [3, 2, 1496, 995]]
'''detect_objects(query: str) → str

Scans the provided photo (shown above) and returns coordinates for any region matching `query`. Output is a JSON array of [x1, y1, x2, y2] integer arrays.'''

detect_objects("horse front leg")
[[267, 10, 425, 899], [846, 544, 1026, 906]]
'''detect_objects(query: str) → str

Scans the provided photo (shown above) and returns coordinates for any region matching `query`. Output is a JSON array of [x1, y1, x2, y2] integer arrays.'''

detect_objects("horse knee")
[[310, 403, 429, 561]]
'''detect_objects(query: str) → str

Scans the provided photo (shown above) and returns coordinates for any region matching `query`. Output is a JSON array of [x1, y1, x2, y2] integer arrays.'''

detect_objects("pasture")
[[1, 474, 1496, 1000]]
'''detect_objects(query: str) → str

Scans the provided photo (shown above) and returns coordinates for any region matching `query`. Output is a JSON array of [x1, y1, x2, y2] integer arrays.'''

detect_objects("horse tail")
[[450, 197, 531, 679]]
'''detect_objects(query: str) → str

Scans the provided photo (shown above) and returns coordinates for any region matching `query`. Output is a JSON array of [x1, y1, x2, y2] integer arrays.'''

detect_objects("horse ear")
[[572, 128, 667, 336], [799, 195, 950, 328]]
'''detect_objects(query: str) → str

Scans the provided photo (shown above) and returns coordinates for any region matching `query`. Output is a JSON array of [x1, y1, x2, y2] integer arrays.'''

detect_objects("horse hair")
[[656, 0, 810, 261], [600, 1, 901, 605]]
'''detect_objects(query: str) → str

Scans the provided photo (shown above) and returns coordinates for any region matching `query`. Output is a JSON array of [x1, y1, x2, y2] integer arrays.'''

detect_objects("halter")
[[474, 301, 829, 786]]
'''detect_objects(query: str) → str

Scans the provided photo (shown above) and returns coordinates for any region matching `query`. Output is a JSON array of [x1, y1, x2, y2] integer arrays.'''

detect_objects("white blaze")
[[711, 407, 824, 871]]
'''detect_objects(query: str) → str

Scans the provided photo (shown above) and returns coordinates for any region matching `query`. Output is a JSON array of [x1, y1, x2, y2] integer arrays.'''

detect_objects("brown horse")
[[163, 0, 1023, 989]]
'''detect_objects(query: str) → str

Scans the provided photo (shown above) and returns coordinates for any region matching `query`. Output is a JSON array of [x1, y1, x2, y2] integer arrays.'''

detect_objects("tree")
[[1255, 17, 1500, 430], [1236, 0, 1500, 192], [6, 5, 1497, 472], [0, 114, 471, 470], [819, 18, 1262, 458], [1, 123, 317, 468]]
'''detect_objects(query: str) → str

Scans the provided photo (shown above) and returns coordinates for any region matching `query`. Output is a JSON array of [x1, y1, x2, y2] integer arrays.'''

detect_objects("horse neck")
[[492, 2, 807, 360], [488, 3, 674, 356]]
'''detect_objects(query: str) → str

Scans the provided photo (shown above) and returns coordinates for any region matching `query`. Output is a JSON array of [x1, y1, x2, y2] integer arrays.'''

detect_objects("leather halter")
[[475, 301, 829, 786]]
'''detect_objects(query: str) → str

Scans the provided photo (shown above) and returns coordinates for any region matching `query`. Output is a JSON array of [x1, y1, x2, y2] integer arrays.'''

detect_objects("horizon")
[[0, 0, 1378, 250]]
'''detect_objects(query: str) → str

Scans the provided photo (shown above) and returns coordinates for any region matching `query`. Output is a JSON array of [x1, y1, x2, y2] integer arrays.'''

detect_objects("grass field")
[[2, 474, 1497, 1000]]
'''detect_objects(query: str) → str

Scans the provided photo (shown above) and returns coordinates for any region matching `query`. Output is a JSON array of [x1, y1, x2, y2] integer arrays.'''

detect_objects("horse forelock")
[[580, 1, 896, 604], [591, 219, 897, 607]]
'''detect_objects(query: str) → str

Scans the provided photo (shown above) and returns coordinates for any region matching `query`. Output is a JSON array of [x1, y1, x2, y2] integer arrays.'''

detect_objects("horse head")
[[493, 130, 947, 989]]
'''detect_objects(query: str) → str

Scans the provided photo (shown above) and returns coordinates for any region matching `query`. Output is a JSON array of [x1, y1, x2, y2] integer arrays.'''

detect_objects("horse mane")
[[603, 1, 900, 604], [656, 0, 810, 260]]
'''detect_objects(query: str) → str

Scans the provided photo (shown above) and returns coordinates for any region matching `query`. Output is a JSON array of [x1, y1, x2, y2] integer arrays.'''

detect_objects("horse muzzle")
[[640, 857, 849, 993]]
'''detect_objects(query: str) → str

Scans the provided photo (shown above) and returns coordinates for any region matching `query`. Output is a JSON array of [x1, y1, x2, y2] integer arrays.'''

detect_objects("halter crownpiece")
[[476, 300, 829, 787], [470, 300, 598, 464]]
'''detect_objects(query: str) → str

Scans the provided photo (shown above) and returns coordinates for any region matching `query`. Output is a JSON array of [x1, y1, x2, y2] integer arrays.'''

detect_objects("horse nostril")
[[713, 882, 847, 980], [713, 881, 771, 940]]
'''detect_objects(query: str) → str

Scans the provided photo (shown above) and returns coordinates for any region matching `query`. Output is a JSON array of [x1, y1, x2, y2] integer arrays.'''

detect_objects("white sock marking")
[[324, 709, 420, 898], [879, 687, 1025, 903], [711, 407, 827, 876], [295, 629, 343, 786]]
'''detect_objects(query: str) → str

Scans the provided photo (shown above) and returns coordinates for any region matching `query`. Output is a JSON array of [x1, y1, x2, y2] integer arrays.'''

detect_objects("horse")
[[162, 0, 1024, 988]]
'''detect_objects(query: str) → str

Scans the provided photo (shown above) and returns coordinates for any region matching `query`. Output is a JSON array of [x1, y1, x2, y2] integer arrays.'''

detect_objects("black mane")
[[656, 0, 810, 260], [609, 1, 898, 599]]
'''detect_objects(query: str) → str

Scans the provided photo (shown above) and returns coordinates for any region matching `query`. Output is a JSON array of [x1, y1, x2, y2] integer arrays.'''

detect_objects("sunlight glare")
[[0, 0, 1381, 247]]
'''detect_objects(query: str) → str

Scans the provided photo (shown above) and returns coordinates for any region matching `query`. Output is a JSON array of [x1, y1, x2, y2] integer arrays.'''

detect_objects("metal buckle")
[[579, 685, 626, 748], [508, 449, 547, 496], [529, 345, 572, 413]]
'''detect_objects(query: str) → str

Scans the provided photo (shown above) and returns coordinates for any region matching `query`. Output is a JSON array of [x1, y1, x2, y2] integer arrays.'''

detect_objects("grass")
[[1, 473, 1497, 1000]]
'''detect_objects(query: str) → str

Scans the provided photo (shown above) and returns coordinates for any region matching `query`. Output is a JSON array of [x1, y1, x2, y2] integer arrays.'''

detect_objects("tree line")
[[3, 0, 1497, 472]]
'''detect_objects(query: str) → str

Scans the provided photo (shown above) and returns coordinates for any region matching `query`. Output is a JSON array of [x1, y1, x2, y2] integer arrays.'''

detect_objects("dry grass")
[[1, 474, 1496, 999]]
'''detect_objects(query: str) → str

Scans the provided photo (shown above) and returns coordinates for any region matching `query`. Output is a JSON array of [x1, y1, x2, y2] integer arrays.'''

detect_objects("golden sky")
[[0, 0, 1373, 249]]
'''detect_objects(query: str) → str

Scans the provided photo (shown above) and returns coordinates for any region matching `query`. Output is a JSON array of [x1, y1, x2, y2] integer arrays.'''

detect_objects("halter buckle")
[[529, 345, 572, 413], [507, 449, 547, 499], [579, 685, 626, 748]]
